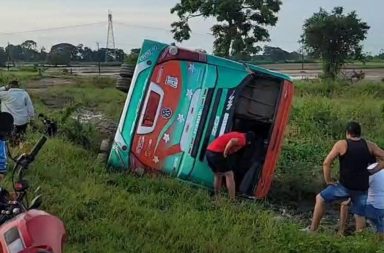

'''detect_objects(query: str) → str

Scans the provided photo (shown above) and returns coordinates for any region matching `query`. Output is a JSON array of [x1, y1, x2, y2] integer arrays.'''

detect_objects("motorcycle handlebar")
[[28, 136, 47, 161]]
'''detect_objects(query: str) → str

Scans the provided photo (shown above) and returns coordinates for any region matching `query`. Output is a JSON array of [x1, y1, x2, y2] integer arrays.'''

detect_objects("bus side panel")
[[176, 63, 216, 179], [187, 67, 249, 187], [255, 81, 294, 198]]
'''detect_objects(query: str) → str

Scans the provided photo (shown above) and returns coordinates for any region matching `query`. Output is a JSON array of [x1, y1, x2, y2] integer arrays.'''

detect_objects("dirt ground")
[[27, 77, 118, 137], [27, 77, 75, 90]]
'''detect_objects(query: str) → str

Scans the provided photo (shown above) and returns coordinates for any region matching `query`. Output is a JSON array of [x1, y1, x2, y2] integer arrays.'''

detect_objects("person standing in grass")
[[206, 131, 255, 200], [305, 122, 384, 233], [337, 199, 351, 235], [364, 161, 384, 240], [0, 112, 14, 181], [0, 80, 35, 144]]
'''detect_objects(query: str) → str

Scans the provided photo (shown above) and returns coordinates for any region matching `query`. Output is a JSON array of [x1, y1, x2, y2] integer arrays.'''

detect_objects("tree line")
[[171, 1, 380, 79], [1, 2, 383, 80], [0, 40, 126, 66]]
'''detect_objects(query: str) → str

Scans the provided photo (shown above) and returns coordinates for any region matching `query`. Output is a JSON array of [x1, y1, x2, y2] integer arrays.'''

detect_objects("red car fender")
[[20, 245, 53, 253], [0, 210, 66, 253]]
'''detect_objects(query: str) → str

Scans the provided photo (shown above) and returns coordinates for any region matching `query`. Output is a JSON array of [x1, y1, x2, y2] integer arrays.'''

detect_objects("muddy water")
[[266, 198, 363, 234], [71, 109, 117, 137]]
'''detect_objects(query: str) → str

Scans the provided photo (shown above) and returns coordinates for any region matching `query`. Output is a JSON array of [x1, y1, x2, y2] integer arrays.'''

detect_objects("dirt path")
[[27, 77, 75, 90]]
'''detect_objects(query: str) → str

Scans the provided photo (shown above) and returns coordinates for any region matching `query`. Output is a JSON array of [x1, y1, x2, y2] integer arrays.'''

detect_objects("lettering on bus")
[[219, 113, 230, 136], [138, 45, 158, 63], [226, 90, 236, 111], [135, 136, 145, 154], [211, 116, 220, 136], [189, 92, 207, 151], [165, 76, 178, 88]]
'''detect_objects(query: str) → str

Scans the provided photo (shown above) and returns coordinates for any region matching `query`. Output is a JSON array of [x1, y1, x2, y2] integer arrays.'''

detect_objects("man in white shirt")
[[0, 80, 34, 142], [365, 161, 384, 240]]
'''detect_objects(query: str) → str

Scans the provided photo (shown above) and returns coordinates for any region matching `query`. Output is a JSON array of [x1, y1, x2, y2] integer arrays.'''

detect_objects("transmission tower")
[[105, 10, 116, 62]]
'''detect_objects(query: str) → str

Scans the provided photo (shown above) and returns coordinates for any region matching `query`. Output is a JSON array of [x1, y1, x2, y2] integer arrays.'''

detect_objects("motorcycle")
[[37, 114, 57, 137], [0, 136, 66, 253]]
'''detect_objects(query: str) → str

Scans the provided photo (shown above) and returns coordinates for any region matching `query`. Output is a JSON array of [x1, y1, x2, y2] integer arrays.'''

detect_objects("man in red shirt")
[[206, 131, 255, 200]]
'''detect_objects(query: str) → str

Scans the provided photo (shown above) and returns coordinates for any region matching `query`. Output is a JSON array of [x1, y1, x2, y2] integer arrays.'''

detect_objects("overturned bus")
[[107, 40, 294, 198]]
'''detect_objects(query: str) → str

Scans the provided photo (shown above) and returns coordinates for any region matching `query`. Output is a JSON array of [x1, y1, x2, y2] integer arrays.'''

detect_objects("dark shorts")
[[15, 124, 28, 135], [9, 124, 28, 146], [206, 150, 236, 173], [320, 183, 367, 216], [365, 204, 384, 233]]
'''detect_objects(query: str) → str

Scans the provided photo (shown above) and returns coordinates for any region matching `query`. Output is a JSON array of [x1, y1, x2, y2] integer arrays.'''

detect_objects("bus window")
[[137, 82, 164, 135], [142, 91, 161, 127]]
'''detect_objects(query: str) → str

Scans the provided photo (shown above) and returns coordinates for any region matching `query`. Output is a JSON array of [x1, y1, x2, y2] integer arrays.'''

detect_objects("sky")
[[0, 0, 382, 54]]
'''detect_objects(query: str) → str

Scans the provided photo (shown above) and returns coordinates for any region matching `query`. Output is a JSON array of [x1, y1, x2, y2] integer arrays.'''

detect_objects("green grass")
[[0, 69, 42, 83], [10, 137, 381, 253], [5, 71, 384, 252], [347, 61, 384, 69]]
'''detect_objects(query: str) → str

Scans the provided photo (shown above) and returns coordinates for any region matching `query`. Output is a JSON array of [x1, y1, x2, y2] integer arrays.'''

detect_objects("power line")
[[0, 22, 105, 35], [115, 22, 213, 37]]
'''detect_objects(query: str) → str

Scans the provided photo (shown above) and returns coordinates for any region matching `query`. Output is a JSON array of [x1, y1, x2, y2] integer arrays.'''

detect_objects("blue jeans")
[[320, 183, 367, 216], [365, 204, 384, 233]]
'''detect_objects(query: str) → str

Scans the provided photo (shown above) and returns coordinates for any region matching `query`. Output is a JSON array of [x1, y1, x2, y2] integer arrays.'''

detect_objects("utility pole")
[[96, 42, 101, 75], [7, 42, 10, 71], [105, 10, 116, 62], [301, 45, 304, 71]]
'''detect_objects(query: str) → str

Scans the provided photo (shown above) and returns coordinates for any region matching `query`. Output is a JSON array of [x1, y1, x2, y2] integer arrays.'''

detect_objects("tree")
[[170, 0, 282, 58], [6, 44, 23, 61], [0, 47, 6, 67], [126, 48, 140, 64], [377, 49, 384, 60], [263, 46, 290, 62], [40, 47, 48, 61], [47, 43, 77, 66], [21, 40, 37, 51], [20, 40, 40, 61], [81, 47, 95, 62], [301, 7, 369, 79]]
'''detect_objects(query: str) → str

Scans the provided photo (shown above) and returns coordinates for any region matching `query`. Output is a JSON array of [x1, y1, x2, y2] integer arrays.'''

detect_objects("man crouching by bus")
[[206, 131, 255, 200]]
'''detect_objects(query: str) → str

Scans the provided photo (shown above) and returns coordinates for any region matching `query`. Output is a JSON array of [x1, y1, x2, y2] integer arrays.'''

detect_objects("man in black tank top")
[[306, 122, 384, 233]]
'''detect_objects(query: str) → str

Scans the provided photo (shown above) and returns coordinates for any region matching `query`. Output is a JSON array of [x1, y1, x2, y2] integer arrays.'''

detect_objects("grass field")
[[259, 61, 384, 70], [2, 70, 384, 252]]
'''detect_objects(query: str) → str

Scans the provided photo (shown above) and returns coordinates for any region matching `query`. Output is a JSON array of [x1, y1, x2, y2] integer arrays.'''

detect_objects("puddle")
[[270, 199, 358, 234], [71, 109, 117, 136], [72, 109, 104, 124]]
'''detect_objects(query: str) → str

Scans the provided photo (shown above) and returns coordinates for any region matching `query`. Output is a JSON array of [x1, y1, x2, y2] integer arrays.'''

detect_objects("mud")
[[72, 109, 117, 137], [268, 199, 369, 235], [28, 77, 75, 88], [26, 77, 117, 137]]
